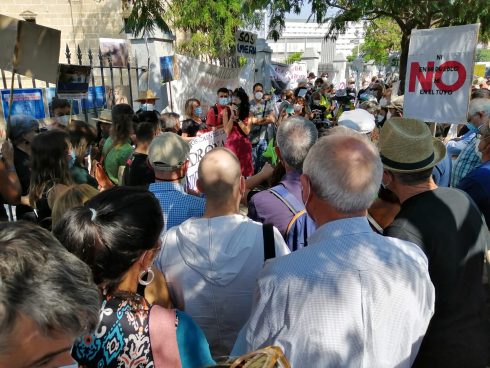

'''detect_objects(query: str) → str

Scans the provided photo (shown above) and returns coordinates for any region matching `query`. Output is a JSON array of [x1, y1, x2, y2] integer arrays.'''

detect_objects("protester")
[[92, 109, 112, 161], [206, 87, 231, 129], [134, 90, 160, 114], [53, 187, 215, 367], [249, 83, 276, 173], [68, 120, 98, 188], [458, 123, 490, 226], [51, 183, 98, 227], [451, 98, 490, 187], [101, 104, 134, 185], [51, 98, 71, 128], [248, 117, 317, 247], [223, 87, 254, 177], [337, 109, 376, 136], [147, 133, 205, 231], [123, 112, 159, 186], [233, 128, 435, 366], [28, 129, 73, 224], [9, 115, 39, 219], [182, 98, 205, 139], [157, 148, 289, 357], [0, 122, 21, 220], [161, 112, 182, 134], [0, 221, 100, 368], [380, 117, 488, 368]]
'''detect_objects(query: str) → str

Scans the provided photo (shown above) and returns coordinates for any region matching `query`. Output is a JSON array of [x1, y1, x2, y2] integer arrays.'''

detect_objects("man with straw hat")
[[380, 117, 488, 368], [135, 90, 160, 114]]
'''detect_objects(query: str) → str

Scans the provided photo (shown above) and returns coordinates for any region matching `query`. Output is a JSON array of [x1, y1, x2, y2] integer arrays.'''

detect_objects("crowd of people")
[[0, 73, 489, 368]]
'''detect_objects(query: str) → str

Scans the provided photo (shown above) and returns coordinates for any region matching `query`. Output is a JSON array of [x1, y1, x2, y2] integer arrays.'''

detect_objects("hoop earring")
[[138, 269, 155, 286]]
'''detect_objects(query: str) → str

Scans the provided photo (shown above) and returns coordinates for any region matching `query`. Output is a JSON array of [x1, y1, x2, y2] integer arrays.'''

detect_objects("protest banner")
[[57, 64, 92, 99], [235, 30, 257, 58], [100, 38, 129, 67], [0, 89, 45, 121], [81, 86, 106, 112], [170, 55, 241, 116], [267, 62, 307, 91], [160, 56, 179, 83], [186, 129, 227, 191], [403, 24, 479, 124]]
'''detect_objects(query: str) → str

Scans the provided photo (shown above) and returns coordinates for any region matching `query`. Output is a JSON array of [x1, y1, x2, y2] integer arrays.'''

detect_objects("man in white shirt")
[[156, 148, 289, 357], [232, 127, 435, 367]]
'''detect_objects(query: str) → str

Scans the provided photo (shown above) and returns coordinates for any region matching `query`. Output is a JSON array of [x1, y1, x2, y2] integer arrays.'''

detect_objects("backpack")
[[268, 185, 316, 251]]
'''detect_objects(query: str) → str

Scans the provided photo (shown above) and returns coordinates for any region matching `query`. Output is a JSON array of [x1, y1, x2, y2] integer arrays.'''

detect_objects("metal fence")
[[0, 43, 148, 116]]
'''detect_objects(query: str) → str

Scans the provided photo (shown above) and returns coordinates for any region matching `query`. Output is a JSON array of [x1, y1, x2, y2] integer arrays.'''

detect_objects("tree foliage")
[[476, 48, 490, 62], [125, 0, 261, 60], [247, 0, 490, 90], [358, 18, 401, 65], [285, 51, 302, 64]]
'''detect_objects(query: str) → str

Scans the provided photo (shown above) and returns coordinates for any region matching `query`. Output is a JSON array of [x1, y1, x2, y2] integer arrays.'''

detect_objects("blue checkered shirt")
[[149, 181, 205, 232], [232, 217, 435, 367], [451, 136, 481, 187]]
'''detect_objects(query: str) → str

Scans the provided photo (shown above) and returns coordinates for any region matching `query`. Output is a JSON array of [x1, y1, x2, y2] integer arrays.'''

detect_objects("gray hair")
[[0, 221, 100, 355], [469, 98, 490, 116], [303, 128, 383, 213], [276, 116, 318, 172]]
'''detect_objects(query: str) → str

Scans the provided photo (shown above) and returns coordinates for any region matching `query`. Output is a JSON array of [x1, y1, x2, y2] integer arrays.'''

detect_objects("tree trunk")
[[398, 30, 412, 95]]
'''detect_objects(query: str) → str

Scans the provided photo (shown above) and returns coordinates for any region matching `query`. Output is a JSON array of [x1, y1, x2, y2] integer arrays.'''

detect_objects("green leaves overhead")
[[125, 0, 170, 37]]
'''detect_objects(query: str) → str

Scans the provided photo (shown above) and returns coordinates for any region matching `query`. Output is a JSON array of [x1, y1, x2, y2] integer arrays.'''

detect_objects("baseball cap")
[[148, 132, 190, 172], [9, 115, 39, 141]]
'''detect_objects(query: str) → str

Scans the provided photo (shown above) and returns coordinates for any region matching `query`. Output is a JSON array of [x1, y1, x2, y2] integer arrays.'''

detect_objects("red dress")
[[224, 117, 254, 177]]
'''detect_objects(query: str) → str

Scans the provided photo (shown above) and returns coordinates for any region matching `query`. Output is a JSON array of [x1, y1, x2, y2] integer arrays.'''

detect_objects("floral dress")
[[73, 293, 214, 368]]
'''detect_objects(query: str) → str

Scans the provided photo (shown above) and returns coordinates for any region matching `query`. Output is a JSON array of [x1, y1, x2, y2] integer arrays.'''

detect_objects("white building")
[[265, 19, 365, 85]]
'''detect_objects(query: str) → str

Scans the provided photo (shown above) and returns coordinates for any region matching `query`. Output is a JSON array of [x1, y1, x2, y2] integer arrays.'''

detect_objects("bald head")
[[197, 148, 242, 204], [303, 128, 382, 213]]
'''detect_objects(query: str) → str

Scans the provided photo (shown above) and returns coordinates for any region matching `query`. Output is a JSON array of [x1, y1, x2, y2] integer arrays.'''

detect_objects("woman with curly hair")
[[222, 87, 254, 177]]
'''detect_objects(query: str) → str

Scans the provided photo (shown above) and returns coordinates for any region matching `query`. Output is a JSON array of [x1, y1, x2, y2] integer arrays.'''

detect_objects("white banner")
[[186, 129, 227, 191], [403, 24, 479, 124], [169, 55, 242, 117], [267, 62, 307, 91]]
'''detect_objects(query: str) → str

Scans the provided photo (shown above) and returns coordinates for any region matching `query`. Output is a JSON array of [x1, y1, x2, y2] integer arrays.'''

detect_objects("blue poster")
[[1, 89, 46, 121], [81, 86, 106, 111], [160, 56, 174, 83], [46, 87, 80, 116]]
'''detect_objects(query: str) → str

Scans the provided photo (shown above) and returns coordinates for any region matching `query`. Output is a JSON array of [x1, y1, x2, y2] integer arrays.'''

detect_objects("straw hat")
[[379, 117, 446, 173], [385, 95, 404, 112], [92, 109, 112, 124], [134, 90, 160, 102]]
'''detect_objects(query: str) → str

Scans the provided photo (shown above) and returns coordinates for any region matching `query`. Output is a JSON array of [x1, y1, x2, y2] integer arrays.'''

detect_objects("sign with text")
[[1, 88, 45, 121], [235, 30, 257, 58], [404, 24, 479, 124], [57, 64, 92, 99], [268, 62, 307, 91], [186, 129, 227, 191]]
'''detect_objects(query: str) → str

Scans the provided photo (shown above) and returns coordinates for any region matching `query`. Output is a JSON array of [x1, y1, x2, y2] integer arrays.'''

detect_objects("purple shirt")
[[248, 171, 302, 236]]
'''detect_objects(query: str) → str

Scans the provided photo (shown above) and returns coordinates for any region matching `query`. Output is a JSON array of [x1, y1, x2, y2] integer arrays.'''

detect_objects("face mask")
[[218, 97, 229, 106], [376, 115, 385, 124], [286, 106, 294, 114], [313, 100, 321, 105], [465, 122, 480, 135], [255, 92, 264, 100], [141, 103, 154, 111], [293, 104, 302, 112], [194, 107, 202, 116], [68, 150, 76, 169], [56, 115, 70, 126]]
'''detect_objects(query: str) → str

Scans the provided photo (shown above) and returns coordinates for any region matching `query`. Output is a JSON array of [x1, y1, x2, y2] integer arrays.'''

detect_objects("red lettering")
[[408, 62, 434, 92], [434, 61, 466, 92]]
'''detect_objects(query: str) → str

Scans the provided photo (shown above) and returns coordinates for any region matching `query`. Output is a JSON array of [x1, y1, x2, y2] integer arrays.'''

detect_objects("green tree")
[[248, 0, 490, 91], [476, 48, 490, 62], [285, 51, 302, 64], [360, 18, 401, 65], [124, 0, 261, 61]]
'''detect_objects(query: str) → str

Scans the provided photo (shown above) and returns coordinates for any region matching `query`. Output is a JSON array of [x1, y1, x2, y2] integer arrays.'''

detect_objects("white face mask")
[[254, 92, 264, 100], [141, 103, 154, 111], [293, 104, 302, 112], [313, 100, 321, 105], [55, 115, 70, 126]]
